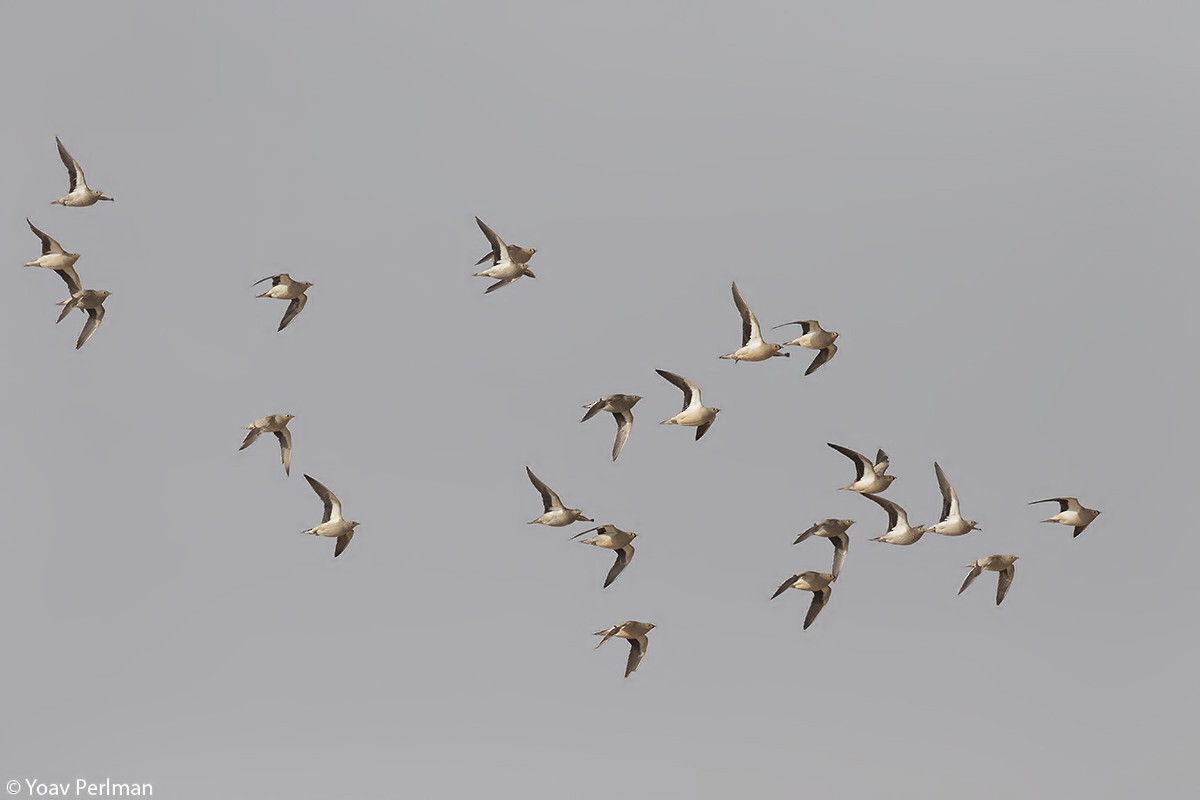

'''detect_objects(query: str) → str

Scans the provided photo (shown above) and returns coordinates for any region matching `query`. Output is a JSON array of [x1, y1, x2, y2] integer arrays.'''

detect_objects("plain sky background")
[[1, 2, 1196, 797]]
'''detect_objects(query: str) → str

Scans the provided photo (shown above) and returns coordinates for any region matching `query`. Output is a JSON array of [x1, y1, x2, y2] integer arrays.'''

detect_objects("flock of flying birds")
[[20, 138, 1102, 679]]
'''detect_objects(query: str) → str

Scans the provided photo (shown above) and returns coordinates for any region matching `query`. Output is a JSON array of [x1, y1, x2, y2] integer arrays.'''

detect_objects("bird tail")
[[255, 291, 272, 298]]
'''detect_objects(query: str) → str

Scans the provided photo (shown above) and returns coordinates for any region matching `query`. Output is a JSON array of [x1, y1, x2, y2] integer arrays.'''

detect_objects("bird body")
[[927, 462, 980, 536], [793, 518, 853, 578], [594, 620, 655, 677], [51, 137, 113, 206], [827, 443, 894, 494], [1030, 497, 1100, 537], [56, 289, 111, 349], [240, 414, 295, 475], [581, 394, 641, 461], [25, 219, 83, 294], [719, 282, 789, 362], [772, 319, 839, 375], [656, 369, 720, 439], [959, 555, 1018, 605], [863, 493, 926, 545], [252, 274, 312, 331], [302, 474, 360, 557], [771, 571, 836, 629], [526, 467, 592, 527], [473, 217, 536, 293], [572, 524, 637, 587]]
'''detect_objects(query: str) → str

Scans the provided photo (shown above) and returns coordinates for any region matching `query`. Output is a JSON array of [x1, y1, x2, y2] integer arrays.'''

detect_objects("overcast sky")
[[2, 2, 1196, 798]]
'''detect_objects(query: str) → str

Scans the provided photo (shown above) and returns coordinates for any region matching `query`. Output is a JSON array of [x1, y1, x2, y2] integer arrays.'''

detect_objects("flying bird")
[[772, 319, 839, 375], [718, 282, 789, 363], [656, 369, 720, 440], [771, 571, 836, 630], [252, 273, 312, 331], [25, 219, 82, 293], [793, 519, 853, 579], [580, 394, 642, 461], [1030, 497, 1100, 538], [302, 474, 360, 557], [827, 443, 894, 494], [593, 621, 655, 677], [959, 555, 1018, 605], [525, 467, 592, 527], [926, 462, 980, 536], [475, 218, 536, 267], [239, 414, 296, 476], [473, 217, 535, 294], [51, 137, 113, 206], [55, 289, 110, 349], [863, 493, 927, 545], [571, 524, 637, 588]]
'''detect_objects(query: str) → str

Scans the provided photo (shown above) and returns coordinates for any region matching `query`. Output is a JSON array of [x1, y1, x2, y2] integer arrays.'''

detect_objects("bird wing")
[[625, 636, 647, 677], [862, 492, 904, 530], [611, 409, 633, 461], [874, 449, 890, 475], [604, 545, 634, 588], [655, 369, 697, 411], [304, 474, 343, 523], [593, 626, 620, 649], [1030, 498, 1072, 513], [771, 320, 814, 334], [27, 218, 64, 256], [580, 400, 604, 423], [830, 532, 849, 579], [804, 587, 829, 630], [239, 424, 263, 450], [695, 418, 715, 441], [934, 462, 958, 522], [958, 565, 982, 595], [996, 565, 1014, 605], [56, 137, 86, 192], [827, 443, 871, 482], [793, 523, 819, 544], [771, 574, 800, 600], [278, 294, 308, 332], [76, 305, 104, 350], [484, 278, 515, 294], [274, 428, 293, 476], [731, 281, 761, 346], [526, 467, 563, 513], [252, 274, 285, 287], [334, 531, 354, 558], [55, 266, 82, 295], [475, 217, 508, 266], [805, 344, 837, 376]]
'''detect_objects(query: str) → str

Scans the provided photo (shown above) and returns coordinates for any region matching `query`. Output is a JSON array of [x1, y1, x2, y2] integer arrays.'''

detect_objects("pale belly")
[[62, 193, 99, 207], [934, 518, 972, 536], [850, 476, 887, 493], [734, 343, 774, 361], [538, 510, 576, 526], [313, 521, 353, 538], [675, 407, 714, 427], [32, 254, 79, 270]]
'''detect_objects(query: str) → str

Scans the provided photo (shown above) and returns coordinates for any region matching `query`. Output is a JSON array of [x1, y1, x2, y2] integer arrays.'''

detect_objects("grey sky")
[[2, 1, 1196, 797]]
